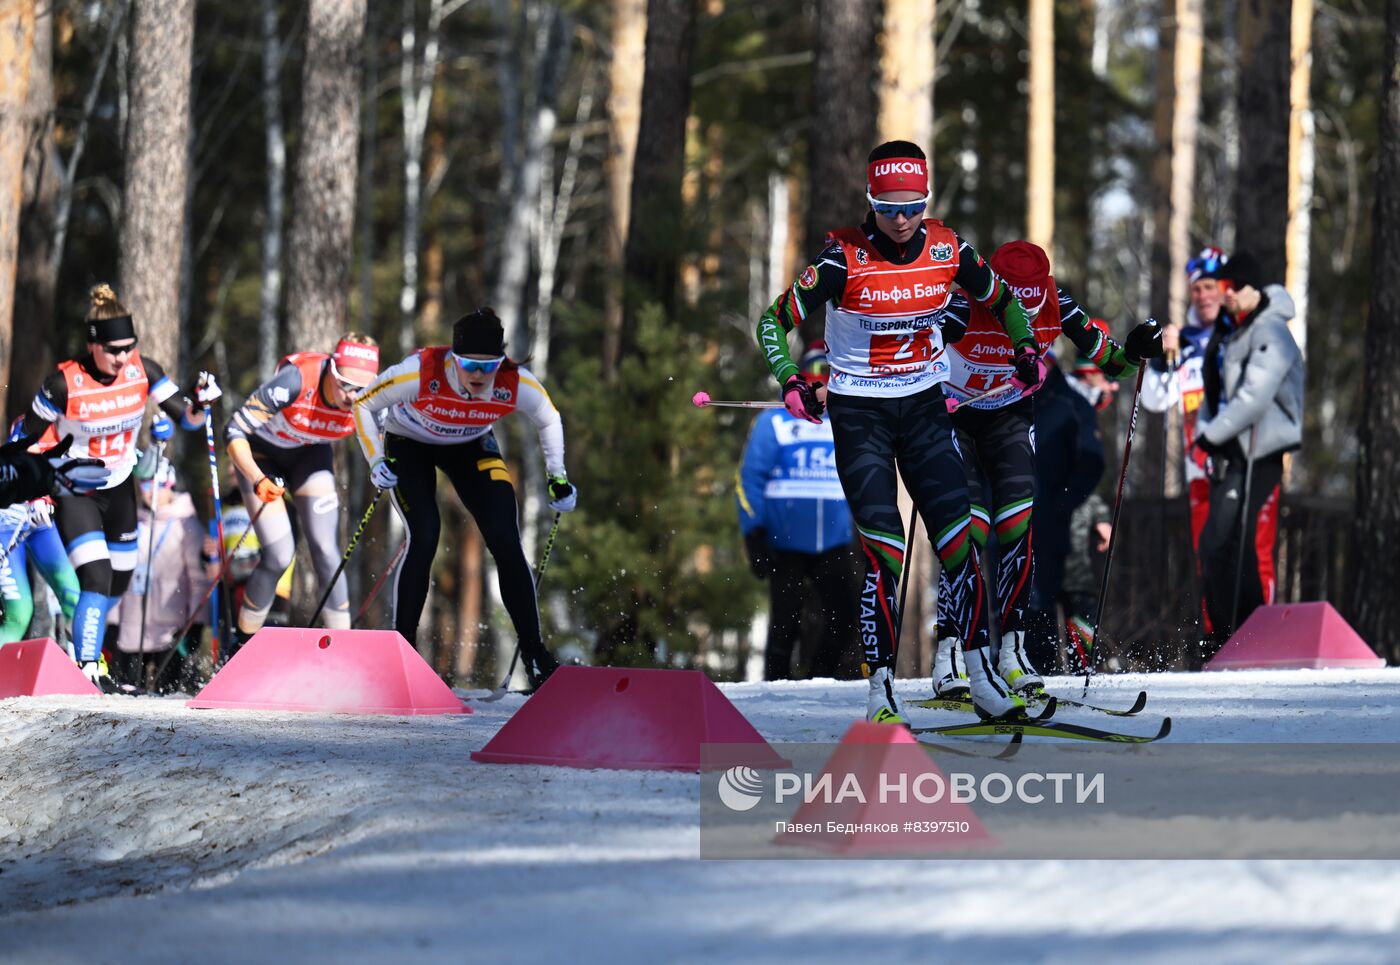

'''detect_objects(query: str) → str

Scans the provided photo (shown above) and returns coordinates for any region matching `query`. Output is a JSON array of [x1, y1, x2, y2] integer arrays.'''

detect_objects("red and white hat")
[[990, 241, 1052, 319], [331, 337, 380, 387]]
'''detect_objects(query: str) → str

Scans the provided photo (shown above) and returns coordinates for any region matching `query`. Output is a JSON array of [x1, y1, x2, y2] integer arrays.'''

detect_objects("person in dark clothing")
[[1024, 348, 1107, 671]]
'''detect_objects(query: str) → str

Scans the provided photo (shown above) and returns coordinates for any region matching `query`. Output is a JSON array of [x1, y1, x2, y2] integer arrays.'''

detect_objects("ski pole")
[[153, 496, 272, 683], [891, 501, 920, 664], [311, 489, 383, 623], [137, 440, 168, 671], [691, 391, 782, 410], [203, 404, 233, 664], [352, 539, 407, 628], [479, 511, 563, 702], [944, 380, 1021, 414], [1081, 348, 1152, 695]]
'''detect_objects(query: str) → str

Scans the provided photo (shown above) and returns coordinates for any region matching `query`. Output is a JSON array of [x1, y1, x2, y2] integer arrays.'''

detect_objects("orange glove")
[[254, 475, 286, 503]]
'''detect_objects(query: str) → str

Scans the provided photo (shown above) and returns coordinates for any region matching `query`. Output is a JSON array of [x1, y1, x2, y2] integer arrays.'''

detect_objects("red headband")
[[867, 157, 929, 196]]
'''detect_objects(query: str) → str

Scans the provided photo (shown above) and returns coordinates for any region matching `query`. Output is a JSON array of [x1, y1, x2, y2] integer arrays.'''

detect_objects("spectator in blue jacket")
[[737, 343, 858, 680]]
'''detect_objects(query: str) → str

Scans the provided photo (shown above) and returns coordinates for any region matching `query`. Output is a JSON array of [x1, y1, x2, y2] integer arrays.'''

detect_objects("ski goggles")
[[866, 192, 930, 220], [451, 352, 505, 374]]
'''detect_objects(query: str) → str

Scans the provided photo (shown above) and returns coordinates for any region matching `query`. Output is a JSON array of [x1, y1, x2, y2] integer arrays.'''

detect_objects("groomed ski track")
[[3, 669, 1399, 964]]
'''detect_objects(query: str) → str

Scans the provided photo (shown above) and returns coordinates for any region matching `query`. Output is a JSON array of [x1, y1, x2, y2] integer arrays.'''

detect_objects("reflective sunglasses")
[[866, 192, 930, 220], [452, 353, 505, 374], [100, 340, 138, 357]]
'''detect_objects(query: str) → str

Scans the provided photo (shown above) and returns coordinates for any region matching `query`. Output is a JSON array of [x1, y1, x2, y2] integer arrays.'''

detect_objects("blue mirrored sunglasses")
[[866, 191, 930, 220], [452, 353, 505, 374]]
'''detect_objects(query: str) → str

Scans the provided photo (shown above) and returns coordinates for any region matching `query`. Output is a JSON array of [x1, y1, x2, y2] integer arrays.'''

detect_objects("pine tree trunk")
[[0, 0, 36, 401], [259, 0, 286, 379], [400, 0, 445, 354], [10, 0, 53, 424], [1284, 0, 1313, 354], [1235, 0, 1291, 280], [621, 0, 696, 323], [119, 0, 195, 380], [1026, 0, 1054, 251], [877, 0, 934, 161], [801, 0, 879, 345], [603, 0, 647, 377], [1353, 0, 1400, 663], [287, 0, 367, 352]]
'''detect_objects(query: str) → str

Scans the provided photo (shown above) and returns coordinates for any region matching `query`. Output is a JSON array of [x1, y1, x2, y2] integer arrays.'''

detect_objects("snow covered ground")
[[3, 669, 1400, 964]]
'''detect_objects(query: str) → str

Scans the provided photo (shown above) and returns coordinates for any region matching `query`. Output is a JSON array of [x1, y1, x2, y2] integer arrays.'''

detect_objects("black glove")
[[1013, 343, 1042, 387], [1192, 433, 1224, 457], [1124, 319, 1165, 362], [744, 528, 773, 579], [0, 434, 55, 503], [939, 312, 968, 344]]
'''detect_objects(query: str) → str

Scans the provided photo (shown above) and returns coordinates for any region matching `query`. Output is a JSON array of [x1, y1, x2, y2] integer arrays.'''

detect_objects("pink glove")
[[783, 375, 824, 424]]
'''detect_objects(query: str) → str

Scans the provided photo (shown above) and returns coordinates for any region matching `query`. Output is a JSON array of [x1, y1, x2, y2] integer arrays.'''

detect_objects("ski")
[[912, 696, 1058, 722], [1044, 689, 1148, 718], [919, 731, 1023, 761], [913, 715, 1172, 745], [915, 690, 1147, 718]]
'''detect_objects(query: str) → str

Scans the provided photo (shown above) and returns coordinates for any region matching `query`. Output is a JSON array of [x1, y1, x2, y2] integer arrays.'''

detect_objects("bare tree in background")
[[1285, 0, 1314, 354], [287, 0, 367, 351], [259, 0, 288, 379], [621, 0, 697, 327], [603, 0, 647, 377], [493, 4, 572, 355], [1026, 0, 1053, 252], [0, 0, 36, 404], [1235, 0, 1291, 280], [877, 0, 934, 164], [119, 0, 195, 379], [1353, 0, 1400, 663], [399, 0, 449, 355], [801, 0, 879, 345]]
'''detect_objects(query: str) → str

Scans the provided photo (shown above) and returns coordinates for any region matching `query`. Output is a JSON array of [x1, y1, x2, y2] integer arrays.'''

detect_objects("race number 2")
[[869, 329, 934, 373]]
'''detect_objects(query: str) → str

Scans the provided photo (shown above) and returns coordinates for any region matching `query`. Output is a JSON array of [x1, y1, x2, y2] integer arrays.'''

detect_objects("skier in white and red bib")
[[352, 309, 574, 690], [19, 284, 219, 687], [756, 140, 1044, 724], [932, 241, 1162, 697], [224, 333, 381, 655]]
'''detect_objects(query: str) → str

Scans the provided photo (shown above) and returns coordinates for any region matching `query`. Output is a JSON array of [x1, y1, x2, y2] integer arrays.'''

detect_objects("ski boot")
[[996, 629, 1044, 697], [931, 636, 969, 698], [965, 645, 1028, 721], [522, 645, 560, 693], [79, 658, 121, 695], [223, 628, 253, 664], [865, 665, 909, 725]]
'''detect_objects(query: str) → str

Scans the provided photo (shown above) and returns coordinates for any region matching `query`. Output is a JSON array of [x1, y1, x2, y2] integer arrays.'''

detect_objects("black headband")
[[452, 310, 505, 357], [88, 314, 137, 344]]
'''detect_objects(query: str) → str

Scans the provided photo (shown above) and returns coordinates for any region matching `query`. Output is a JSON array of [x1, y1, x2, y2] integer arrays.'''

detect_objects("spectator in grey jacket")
[[1194, 251, 1304, 651]]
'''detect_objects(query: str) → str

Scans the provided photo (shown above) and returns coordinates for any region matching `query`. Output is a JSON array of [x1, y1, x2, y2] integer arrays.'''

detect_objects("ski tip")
[[691, 391, 711, 407], [1034, 696, 1057, 721], [1129, 690, 1149, 715], [1156, 716, 1172, 741]]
